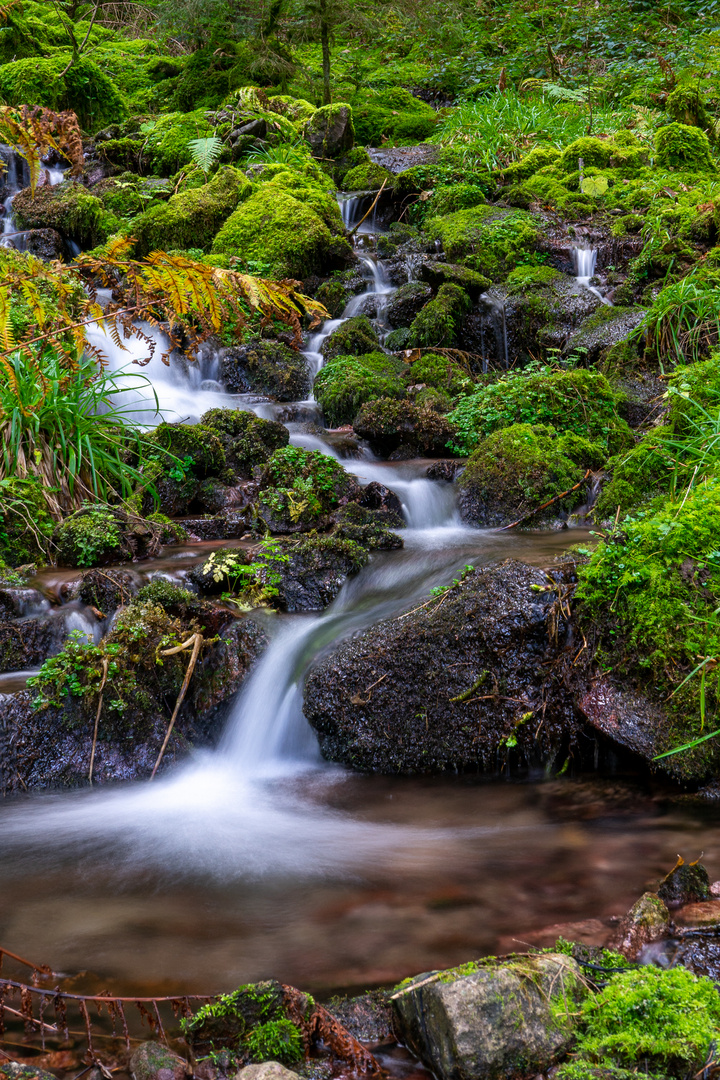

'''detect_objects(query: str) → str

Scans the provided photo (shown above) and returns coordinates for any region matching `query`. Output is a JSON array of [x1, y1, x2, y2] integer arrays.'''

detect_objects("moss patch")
[[427, 205, 539, 281]]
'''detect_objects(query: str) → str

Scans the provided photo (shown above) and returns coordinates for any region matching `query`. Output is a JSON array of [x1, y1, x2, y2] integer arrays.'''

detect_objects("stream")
[[0, 187, 714, 999]]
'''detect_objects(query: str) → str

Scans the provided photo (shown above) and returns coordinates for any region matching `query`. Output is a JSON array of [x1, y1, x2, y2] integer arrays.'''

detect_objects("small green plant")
[[245, 141, 309, 167], [188, 135, 223, 179], [430, 564, 475, 598], [245, 1019, 303, 1065], [201, 541, 289, 607], [168, 454, 193, 482]]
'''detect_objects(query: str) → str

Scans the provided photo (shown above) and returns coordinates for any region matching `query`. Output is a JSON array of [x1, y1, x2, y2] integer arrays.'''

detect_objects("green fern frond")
[[187, 136, 223, 174]]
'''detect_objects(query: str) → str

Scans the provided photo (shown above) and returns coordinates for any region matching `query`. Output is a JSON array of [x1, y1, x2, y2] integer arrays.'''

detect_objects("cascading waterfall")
[[574, 246, 612, 306]]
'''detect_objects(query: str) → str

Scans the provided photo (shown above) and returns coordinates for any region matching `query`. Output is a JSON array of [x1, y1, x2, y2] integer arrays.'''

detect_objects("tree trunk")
[[320, 0, 331, 104]]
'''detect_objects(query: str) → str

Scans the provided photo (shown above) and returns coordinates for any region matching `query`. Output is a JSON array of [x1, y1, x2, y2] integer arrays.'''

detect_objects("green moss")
[[407, 353, 472, 397], [568, 966, 720, 1077], [245, 1019, 303, 1065], [666, 85, 710, 130], [212, 184, 345, 278], [258, 168, 344, 232], [0, 54, 126, 131], [425, 183, 486, 217], [351, 88, 437, 146], [577, 482, 720, 773], [130, 167, 251, 256], [315, 278, 349, 317], [0, 478, 53, 567], [315, 352, 406, 427], [448, 368, 631, 456], [558, 136, 647, 174], [144, 110, 214, 176], [269, 95, 316, 123], [353, 398, 456, 456], [502, 146, 562, 182], [427, 205, 539, 281], [505, 264, 565, 290], [13, 182, 120, 248], [655, 122, 715, 172], [53, 508, 123, 568], [408, 283, 471, 347], [343, 161, 394, 191], [144, 422, 227, 479], [201, 406, 289, 478]]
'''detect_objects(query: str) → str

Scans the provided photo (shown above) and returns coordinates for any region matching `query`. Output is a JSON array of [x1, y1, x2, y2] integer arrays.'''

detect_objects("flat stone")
[[674, 900, 720, 928], [235, 1065, 300, 1080]]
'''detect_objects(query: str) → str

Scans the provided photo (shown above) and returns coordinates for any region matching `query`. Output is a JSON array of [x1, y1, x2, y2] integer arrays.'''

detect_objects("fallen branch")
[[499, 470, 592, 531], [150, 633, 203, 780], [348, 180, 387, 238]]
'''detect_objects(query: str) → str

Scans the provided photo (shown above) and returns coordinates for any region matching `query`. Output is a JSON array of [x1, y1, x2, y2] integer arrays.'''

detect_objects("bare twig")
[[348, 180, 387, 238], [88, 655, 109, 785], [499, 470, 592, 531], [150, 633, 203, 780]]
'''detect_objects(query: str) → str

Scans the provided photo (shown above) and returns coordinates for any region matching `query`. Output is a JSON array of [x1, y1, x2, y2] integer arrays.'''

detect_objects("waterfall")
[[574, 247, 612, 306]]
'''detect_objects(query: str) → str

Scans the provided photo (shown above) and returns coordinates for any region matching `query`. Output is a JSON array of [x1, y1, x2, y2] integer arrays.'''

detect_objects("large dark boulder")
[[303, 559, 579, 772], [220, 340, 311, 401], [303, 104, 355, 158]]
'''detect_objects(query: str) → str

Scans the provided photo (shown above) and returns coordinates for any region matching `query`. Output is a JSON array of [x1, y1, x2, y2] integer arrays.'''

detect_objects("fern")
[[187, 136, 223, 176], [0, 105, 83, 194]]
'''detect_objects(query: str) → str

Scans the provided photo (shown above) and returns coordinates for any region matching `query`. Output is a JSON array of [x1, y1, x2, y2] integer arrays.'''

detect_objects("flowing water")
[[0, 193, 716, 998], [574, 246, 611, 306]]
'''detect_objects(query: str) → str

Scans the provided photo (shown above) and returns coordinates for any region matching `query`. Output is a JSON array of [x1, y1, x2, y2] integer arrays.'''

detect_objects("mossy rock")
[[0, 478, 53, 567], [212, 184, 348, 279], [257, 446, 359, 534], [385, 281, 433, 328], [593, 426, 672, 519], [418, 260, 491, 300], [52, 507, 164, 568], [655, 122, 715, 172], [315, 277, 350, 318], [351, 88, 437, 147], [343, 161, 394, 191], [501, 146, 562, 182], [447, 367, 632, 456], [184, 981, 305, 1068], [0, 54, 126, 131], [567, 306, 647, 365], [665, 85, 710, 130], [558, 136, 648, 174], [353, 398, 456, 458], [13, 182, 120, 249], [144, 110, 215, 176], [426, 205, 539, 282], [408, 283, 471, 348], [220, 340, 311, 401], [320, 314, 379, 361], [201, 407, 289, 479], [130, 167, 252, 256], [315, 352, 406, 428], [303, 103, 355, 158], [267, 535, 369, 611], [425, 182, 487, 216], [332, 501, 404, 551], [406, 353, 472, 397], [457, 423, 592, 527]]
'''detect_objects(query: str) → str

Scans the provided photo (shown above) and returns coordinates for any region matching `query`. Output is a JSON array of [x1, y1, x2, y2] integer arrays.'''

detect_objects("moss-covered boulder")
[[220, 340, 311, 400], [426, 205, 539, 281], [666, 85, 710, 129], [52, 507, 165, 568], [0, 478, 53, 567], [268, 535, 368, 611], [129, 1042, 188, 1080], [130, 167, 252, 256], [418, 260, 491, 300], [13, 589, 268, 788], [212, 183, 348, 278], [320, 314, 379, 361], [314, 352, 406, 427], [566, 305, 647, 365], [655, 122, 715, 171], [0, 54, 126, 131], [353, 398, 456, 458], [257, 446, 359, 533], [406, 353, 472, 397], [145, 109, 214, 175], [408, 283, 472, 348], [303, 103, 355, 158], [351, 88, 437, 146], [201, 408, 289, 479], [13, 182, 120, 249], [332, 501, 404, 551], [576, 481, 720, 784], [457, 423, 597, 528], [447, 367, 632, 456], [343, 161, 394, 191]]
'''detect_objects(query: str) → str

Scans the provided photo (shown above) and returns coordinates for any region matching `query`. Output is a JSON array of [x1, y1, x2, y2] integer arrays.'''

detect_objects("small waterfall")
[[574, 247, 612, 306]]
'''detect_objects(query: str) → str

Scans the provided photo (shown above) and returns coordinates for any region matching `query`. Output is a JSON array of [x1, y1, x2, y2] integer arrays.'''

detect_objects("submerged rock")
[[130, 1042, 189, 1080], [304, 559, 578, 773], [393, 953, 584, 1080]]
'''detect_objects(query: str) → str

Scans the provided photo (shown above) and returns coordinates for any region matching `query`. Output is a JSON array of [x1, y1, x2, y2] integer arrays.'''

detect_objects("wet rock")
[[219, 341, 311, 401], [77, 569, 136, 614], [271, 537, 368, 611], [354, 400, 456, 458], [130, 1041, 189, 1080], [357, 481, 405, 524], [304, 104, 354, 158], [0, 610, 65, 674], [566, 306, 647, 365], [427, 460, 464, 482], [608, 892, 670, 960], [385, 282, 433, 328], [657, 856, 711, 907], [0, 1062, 59, 1080], [21, 227, 64, 260], [236, 1067, 300, 1080], [577, 679, 666, 767], [393, 953, 584, 1080], [0, 586, 48, 618], [674, 900, 720, 929], [304, 560, 578, 773], [328, 990, 394, 1043], [332, 503, 404, 551]]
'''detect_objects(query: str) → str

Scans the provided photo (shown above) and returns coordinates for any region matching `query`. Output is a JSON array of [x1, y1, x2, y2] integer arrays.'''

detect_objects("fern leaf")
[[187, 136, 223, 173]]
